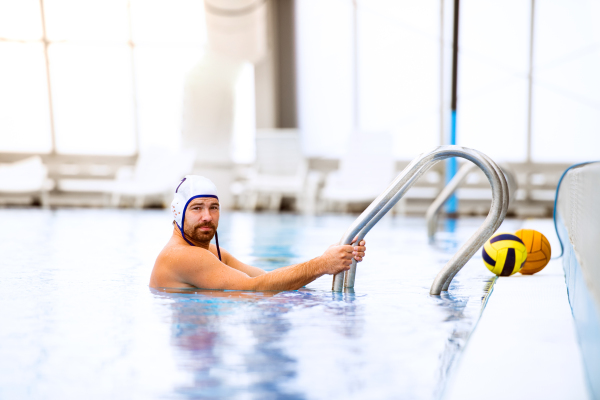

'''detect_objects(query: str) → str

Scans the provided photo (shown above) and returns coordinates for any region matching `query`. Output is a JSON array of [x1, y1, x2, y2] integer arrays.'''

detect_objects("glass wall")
[[0, 0, 206, 155], [457, 0, 530, 162], [0, 1, 52, 153], [295, 0, 355, 158], [1, 0, 598, 162], [296, 0, 600, 163], [531, 0, 600, 162], [358, 0, 441, 159]]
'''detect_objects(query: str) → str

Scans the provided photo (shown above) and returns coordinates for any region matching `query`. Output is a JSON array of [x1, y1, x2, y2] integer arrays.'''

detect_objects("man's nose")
[[200, 209, 212, 221]]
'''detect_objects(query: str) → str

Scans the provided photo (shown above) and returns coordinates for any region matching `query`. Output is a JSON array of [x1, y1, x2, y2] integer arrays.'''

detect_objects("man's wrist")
[[311, 255, 329, 276]]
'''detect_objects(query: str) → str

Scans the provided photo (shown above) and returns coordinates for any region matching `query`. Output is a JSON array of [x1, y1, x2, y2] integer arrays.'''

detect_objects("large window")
[[0, 0, 206, 155], [295, 0, 355, 158], [357, 0, 441, 159], [531, 0, 600, 162], [456, 0, 530, 162], [0, 1, 51, 153], [296, 0, 600, 163]]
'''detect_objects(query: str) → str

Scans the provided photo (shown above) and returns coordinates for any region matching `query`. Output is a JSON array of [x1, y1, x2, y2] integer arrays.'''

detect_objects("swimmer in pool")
[[150, 175, 366, 291]]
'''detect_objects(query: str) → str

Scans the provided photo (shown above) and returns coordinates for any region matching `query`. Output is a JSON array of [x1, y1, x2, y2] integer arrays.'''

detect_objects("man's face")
[[183, 197, 220, 243]]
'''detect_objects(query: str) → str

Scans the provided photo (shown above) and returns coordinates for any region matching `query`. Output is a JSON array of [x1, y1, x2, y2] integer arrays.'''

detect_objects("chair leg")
[[40, 190, 50, 209], [319, 198, 330, 214], [162, 192, 172, 208], [102, 192, 111, 208], [134, 195, 144, 209], [393, 196, 407, 216], [296, 193, 306, 214], [342, 201, 349, 214], [269, 193, 282, 211], [111, 193, 121, 208], [246, 191, 259, 211]]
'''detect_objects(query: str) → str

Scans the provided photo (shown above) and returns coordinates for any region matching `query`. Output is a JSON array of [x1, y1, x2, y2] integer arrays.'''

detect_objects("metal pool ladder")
[[425, 162, 517, 243], [332, 145, 509, 295]]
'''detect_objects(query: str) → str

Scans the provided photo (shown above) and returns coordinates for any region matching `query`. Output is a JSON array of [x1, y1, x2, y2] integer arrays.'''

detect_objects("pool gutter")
[[442, 219, 590, 400]]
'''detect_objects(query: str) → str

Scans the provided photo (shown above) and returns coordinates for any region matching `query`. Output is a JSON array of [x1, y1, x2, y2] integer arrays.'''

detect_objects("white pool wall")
[[557, 162, 600, 399]]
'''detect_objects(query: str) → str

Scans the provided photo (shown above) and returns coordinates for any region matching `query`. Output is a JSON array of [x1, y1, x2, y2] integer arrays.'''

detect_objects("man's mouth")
[[198, 225, 215, 232]]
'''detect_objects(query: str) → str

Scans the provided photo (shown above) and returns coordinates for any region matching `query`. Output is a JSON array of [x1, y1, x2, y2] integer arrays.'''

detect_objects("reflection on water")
[[154, 288, 363, 399], [432, 217, 460, 253], [432, 280, 494, 399], [445, 218, 457, 235], [0, 209, 521, 400]]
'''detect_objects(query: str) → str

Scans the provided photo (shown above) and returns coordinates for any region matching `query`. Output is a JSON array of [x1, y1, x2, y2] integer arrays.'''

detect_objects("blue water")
[[0, 209, 521, 399]]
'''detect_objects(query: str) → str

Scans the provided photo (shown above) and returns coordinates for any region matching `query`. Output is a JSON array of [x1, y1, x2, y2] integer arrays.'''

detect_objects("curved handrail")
[[425, 162, 476, 242], [426, 164, 517, 242], [331, 145, 509, 295]]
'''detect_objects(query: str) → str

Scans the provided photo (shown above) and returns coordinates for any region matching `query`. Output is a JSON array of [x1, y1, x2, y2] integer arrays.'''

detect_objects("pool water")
[[0, 209, 521, 399]]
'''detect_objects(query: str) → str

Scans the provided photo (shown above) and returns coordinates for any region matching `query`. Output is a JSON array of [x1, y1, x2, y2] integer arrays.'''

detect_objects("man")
[[150, 175, 367, 291]]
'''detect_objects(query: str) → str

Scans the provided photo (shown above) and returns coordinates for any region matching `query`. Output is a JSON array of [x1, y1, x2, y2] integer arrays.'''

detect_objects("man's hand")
[[320, 240, 367, 275], [352, 239, 367, 262]]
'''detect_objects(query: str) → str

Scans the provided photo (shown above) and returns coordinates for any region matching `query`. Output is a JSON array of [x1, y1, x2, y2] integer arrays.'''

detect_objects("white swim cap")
[[171, 175, 222, 259], [171, 175, 218, 227]]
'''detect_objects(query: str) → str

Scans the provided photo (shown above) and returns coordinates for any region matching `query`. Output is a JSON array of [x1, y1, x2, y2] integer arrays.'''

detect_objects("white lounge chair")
[[59, 148, 195, 208], [110, 148, 196, 208], [320, 132, 395, 212], [234, 130, 309, 211], [0, 156, 54, 207]]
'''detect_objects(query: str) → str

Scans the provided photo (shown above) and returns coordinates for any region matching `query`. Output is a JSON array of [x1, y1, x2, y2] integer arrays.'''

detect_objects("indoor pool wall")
[[557, 162, 600, 399], [0, 209, 521, 399]]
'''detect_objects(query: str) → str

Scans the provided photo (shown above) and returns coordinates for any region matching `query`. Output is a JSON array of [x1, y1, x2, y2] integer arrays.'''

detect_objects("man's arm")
[[175, 242, 366, 291], [215, 246, 266, 277]]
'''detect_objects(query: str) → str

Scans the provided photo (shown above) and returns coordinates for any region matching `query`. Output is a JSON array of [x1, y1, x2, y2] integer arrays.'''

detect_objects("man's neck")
[[172, 227, 211, 250]]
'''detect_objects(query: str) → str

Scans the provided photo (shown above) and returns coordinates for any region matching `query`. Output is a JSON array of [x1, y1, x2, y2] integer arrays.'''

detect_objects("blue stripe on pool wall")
[[490, 234, 524, 245]]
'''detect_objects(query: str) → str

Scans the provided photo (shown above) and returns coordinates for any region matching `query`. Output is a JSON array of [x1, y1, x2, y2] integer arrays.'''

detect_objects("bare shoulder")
[[208, 243, 231, 262], [208, 243, 221, 256], [150, 242, 217, 288]]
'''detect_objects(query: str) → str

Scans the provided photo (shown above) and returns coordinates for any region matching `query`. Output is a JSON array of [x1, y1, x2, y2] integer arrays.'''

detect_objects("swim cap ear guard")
[[171, 175, 221, 261]]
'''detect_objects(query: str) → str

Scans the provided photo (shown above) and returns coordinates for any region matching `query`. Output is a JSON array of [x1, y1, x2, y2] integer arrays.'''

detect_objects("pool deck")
[[444, 219, 590, 400]]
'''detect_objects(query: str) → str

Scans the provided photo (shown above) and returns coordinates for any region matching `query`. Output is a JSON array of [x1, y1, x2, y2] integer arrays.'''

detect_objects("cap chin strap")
[[177, 194, 222, 261], [214, 231, 222, 261]]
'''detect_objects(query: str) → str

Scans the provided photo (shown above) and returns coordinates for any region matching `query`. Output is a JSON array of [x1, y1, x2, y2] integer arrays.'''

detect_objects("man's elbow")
[[242, 274, 288, 292], [235, 275, 262, 291]]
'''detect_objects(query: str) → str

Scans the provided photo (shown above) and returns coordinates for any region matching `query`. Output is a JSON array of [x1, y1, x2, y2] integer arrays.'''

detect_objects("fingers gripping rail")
[[331, 146, 509, 295]]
